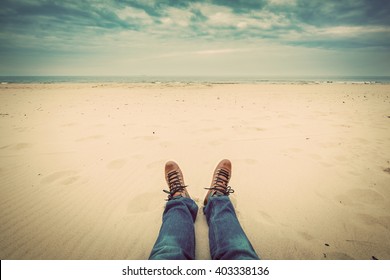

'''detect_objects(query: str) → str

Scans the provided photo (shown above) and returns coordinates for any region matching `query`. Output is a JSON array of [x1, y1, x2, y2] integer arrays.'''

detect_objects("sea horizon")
[[1, 75, 390, 85]]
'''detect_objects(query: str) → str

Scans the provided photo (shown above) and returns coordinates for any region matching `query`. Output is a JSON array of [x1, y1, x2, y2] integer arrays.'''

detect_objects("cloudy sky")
[[0, 0, 389, 76]]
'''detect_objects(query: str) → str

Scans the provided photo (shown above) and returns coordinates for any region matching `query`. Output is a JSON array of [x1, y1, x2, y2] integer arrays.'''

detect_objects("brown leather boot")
[[163, 161, 190, 200], [204, 159, 234, 205]]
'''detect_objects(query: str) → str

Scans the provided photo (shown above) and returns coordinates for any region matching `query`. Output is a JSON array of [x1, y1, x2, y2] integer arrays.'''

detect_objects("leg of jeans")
[[203, 196, 260, 260], [149, 197, 198, 260]]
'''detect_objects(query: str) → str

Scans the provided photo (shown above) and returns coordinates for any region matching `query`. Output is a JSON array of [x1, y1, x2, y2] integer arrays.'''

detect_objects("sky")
[[0, 0, 389, 76]]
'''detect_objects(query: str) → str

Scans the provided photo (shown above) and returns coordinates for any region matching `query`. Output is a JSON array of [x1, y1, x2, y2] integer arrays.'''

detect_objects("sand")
[[0, 82, 389, 260]]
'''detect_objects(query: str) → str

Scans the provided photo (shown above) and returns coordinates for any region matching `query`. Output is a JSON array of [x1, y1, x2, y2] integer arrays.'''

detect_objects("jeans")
[[149, 196, 260, 260]]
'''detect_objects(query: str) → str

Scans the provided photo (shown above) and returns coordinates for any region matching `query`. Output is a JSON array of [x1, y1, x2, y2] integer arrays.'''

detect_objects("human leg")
[[149, 161, 198, 260], [203, 159, 260, 260], [149, 197, 198, 260], [204, 196, 259, 260]]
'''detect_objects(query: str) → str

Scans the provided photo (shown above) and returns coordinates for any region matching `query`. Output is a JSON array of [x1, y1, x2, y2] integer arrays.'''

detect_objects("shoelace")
[[163, 170, 187, 200], [205, 168, 234, 196]]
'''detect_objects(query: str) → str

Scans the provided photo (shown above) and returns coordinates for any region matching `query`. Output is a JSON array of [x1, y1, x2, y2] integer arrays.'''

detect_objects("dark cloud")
[[115, 0, 194, 17], [212, 0, 268, 13], [204, 0, 390, 27], [292, 0, 390, 27], [2, 0, 389, 35], [0, 0, 389, 59], [0, 0, 136, 32], [0, 0, 388, 75]]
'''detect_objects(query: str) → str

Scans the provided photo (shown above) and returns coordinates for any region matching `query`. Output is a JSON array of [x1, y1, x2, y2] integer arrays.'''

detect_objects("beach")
[[0, 82, 389, 260]]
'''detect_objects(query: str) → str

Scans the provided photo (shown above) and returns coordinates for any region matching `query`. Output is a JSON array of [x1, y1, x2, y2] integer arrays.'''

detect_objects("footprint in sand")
[[130, 154, 142, 159], [12, 143, 32, 150], [335, 155, 348, 162], [0, 144, 11, 150], [127, 192, 160, 214], [199, 127, 222, 133], [337, 188, 384, 206], [298, 231, 314, 241], [308, 154, 322, 160], [146, 160, 165, 169], [283, 123, 300, 128], [76, 135, 103, 142], [106, 159, 127, 170], [258, 210, 274, 224], [247, 127, 265, 132], [40, 170, 80, 185], [354, 137, 369, 145], [319, 161, 333, 167], [61, 122, 77, 127], [356, 213, 390, 230], [245, 159, 258, 165], [61, 176, 80, 185], [347, 189, 384, 204], [14, 127, 28, 132], [209, 140, 222, 146], [159, 141, 172, 148]]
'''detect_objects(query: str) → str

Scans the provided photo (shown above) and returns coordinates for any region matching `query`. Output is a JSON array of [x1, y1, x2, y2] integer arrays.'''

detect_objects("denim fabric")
[[149, 197, 198, 260], [203, 196, 260, 260], [149, 195, 259, 260]]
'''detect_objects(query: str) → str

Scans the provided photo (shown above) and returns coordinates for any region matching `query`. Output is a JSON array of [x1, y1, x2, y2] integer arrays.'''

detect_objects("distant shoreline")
[[1, 75, 390, 85]]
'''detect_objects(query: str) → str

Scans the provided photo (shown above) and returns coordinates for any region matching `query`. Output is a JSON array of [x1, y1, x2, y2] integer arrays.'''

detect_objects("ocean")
[[1, 75, 390, 84]]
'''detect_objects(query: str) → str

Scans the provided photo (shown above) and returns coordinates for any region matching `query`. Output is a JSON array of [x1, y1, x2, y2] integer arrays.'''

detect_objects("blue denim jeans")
[[149, 196, 260, 260]]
